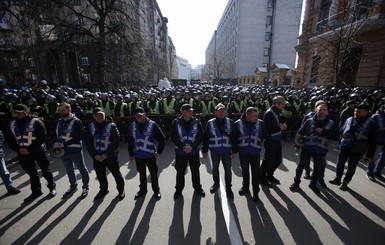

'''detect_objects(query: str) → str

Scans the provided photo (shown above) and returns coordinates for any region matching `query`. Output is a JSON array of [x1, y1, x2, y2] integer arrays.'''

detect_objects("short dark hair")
[[59, 102, 71, 110]]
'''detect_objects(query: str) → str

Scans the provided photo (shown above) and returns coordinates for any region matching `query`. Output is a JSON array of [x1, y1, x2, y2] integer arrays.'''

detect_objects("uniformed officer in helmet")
[[7, 104, 57, 203]]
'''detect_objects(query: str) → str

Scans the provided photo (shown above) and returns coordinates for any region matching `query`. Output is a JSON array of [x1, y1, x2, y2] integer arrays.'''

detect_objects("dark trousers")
[[19, 150, 55, 193], [239, 154, 260, 193], [135, 157, 159, 192], [260, 139, 282, 178], [336, 148, 362, 183], [93, 156, 124, 193], [175, 154, 201, 192], [294, 149, 324, 185]]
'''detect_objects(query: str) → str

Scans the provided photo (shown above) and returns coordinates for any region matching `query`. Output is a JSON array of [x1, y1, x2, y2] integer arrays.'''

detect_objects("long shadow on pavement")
[[168, 196, 185, 244], [185, 193, 202, 244]]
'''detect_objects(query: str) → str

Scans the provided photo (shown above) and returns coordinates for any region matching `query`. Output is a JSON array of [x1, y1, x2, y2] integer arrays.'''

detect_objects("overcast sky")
[[157, 0, 229, 67]]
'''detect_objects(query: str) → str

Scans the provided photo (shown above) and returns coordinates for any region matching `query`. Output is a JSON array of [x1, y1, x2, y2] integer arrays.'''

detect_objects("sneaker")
[[289, 182, 300, 191], [303, 172, 311, 180], [48, 188, 57, 198], [153, 191, 161, 200], [24, 191, 43, 203], [195, 188, 205, 197], [374, 172, 385, 181], [318, 179, 327, 188], [81, 188, 89, 198], [267, 176, 281, 184], [238, 186, 249, 196], [329, 177, 341, 185], [339, 182, 348, 190], [210, 184, 219, 194], [134, 190, 147, 200], [118, 191, 125, 200], [94, 190, 109, 201], [309, 184, 321, 195], [62, 187, 78, 198], [226, 188, 234, 199], [7, 186, 21, 195], [174, 190, 182, 199], [252, 192, 259, 202], [366, 174, 376, 182]]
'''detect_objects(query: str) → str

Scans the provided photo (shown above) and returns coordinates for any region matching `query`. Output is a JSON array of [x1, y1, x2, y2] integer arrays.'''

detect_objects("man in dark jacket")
[[85, 107, 125, 200], [128, 107, 166, 200], [8, 104, 56, 203], [170, 104, 205, 199]]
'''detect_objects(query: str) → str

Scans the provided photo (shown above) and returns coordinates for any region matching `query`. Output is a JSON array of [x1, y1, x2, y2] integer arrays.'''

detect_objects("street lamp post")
[[74, 42, 82, 86]]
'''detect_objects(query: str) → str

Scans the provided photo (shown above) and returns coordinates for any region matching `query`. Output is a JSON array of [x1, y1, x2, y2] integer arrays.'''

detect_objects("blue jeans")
[[239, 154, 260, 193], [367, 146, 385, 175], [294, 149, 324, 185], [0, 157, 13, 190], [62, 151, 90, 190], [210, 151, 232, 189]]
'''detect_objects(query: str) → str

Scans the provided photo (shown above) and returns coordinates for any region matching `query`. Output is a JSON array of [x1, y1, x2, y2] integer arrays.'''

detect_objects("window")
[[10, 58, 18, 67], [267, 0, 273, 8], [23, 35, 32, 46], [81, 57, 89, 65], [309, 55, 320, 84], [264, 48, 270, 56], [319, 0, 332, 20], [28, 58, 35, 67], [73, 0, 81, 5], [264, 32, 271, 41], [266, 16, 272, 26], [83, 74, 91, 82], [77, 15, 84, 26]]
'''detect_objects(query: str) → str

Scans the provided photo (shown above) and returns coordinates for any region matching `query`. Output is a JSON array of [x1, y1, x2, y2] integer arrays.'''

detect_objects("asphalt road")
[[1, 138, 385, 245]]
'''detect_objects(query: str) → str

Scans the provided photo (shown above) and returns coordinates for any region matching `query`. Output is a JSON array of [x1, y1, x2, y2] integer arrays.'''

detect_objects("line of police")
[[2, 84, 385, 203]]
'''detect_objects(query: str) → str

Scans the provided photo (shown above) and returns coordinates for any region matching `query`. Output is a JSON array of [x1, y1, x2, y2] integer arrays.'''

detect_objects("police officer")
[[53, 103, 90, 198], [260, 96, 288, 187], [128, 107, 166, 200], [330, 102, 376, 190], [290, 103, 335, 194], [367, 105, 385, 181], [85, 107, 125, 200], [234, 107, 264, 202], [202, 103, 237, 199], [170, 104, 205, 199], [8, 104, 56, 203]]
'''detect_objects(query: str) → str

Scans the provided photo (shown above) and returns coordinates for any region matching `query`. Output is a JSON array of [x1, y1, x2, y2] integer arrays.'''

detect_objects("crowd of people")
[[1, 80, 385, 203]]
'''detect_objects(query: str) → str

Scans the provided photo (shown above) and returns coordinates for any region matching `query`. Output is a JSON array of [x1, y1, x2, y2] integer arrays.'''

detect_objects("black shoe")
[[252, 192, 259, 202], [94, 190, 109, 201], [366, 174, 376, 182], [62, 187, 78, 198], [318, 179, 327, 188], [210, 184, 219, 194], [174, 191, 182, 199], [118, 191, 125, 200], [374, 172, 385, 181], [329, 177, 341, 185], [238, 186, 249, 196], [226, 189, 234, 199], [309, 184, 321, 195], [195, 188, 205, 197], [339, 182, 348, 191], [48, 188, 57, 198], [81, 188, 89, 198], [260, 178, 272, 187], [134, 190, 147, 200], [7, 186, 21, 195], [24, 191, 43, 203], [267, 176, 280, 184], [153, 191, 161, 200], [289, 182, 300, 191]]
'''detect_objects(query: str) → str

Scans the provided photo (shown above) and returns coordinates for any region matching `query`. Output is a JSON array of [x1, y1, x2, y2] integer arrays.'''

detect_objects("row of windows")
[[8, 57, 90, 68]]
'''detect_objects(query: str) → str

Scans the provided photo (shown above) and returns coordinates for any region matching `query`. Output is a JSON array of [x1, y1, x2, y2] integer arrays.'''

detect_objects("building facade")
[[295, 0, 385, 89], [0, 0, 175, 89], [205, 0, 302, 81]]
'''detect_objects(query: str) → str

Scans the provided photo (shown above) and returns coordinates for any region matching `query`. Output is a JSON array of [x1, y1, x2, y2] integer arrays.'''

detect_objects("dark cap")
[[14, 104, 28, 112], [273, 96, 289, 105], [356, 102, 370, 110], [134, 107, 145, 115], [347, 100, 356, 106], [93, 107, 105, 115], [181, 104, 194, 111]]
